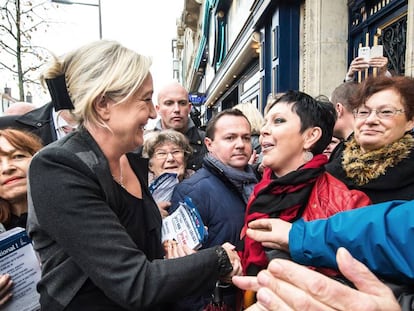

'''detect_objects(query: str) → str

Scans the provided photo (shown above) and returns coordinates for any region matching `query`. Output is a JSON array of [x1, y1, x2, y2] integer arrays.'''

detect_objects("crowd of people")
[[0, 39, 413, 311]]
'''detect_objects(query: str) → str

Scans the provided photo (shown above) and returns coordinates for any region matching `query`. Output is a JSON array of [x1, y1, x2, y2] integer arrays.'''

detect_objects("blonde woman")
[[27, 40, 241, 311]]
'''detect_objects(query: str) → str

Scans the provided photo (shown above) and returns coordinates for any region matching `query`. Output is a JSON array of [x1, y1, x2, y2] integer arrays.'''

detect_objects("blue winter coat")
[[289, 200, 414, 284], [170, 167, 246, 249], [169, 157, 257, 310]]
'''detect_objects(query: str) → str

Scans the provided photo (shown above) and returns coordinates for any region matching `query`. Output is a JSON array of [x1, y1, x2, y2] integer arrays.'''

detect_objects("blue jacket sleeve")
[[289, 200, 414, 283]]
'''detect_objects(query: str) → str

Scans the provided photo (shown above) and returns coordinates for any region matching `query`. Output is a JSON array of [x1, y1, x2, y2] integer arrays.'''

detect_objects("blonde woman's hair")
[[233, 102, 264, 134], [40, 40, 152, 128]]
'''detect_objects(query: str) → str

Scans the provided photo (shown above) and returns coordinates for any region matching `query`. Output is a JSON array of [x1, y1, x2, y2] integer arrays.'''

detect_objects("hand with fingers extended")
[[345, 56, 370, 81], [0, 274, 13, 306], [233, 248, 400, 311], [245, 218, 292, 252]]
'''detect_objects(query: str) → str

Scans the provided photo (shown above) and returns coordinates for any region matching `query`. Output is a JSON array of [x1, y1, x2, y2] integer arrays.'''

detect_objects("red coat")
[[240, 166, 372, 308], [241, 169, 372, 275], [303, 172, 371, 220]]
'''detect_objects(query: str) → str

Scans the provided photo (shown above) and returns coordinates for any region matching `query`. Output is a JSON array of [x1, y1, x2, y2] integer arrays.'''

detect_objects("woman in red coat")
[[240, 91, 371, 285]]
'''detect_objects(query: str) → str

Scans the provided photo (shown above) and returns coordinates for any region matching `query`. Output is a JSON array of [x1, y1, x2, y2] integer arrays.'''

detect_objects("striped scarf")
[[240, 154, 328, 276]]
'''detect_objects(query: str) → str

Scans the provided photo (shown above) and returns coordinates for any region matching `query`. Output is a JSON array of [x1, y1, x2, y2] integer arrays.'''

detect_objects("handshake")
[[163, 240, 242, 282]]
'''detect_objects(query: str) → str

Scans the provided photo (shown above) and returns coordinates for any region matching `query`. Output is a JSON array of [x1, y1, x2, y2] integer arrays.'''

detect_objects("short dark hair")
[[265, 90, 335, 154], [205, 109, 251, 140]]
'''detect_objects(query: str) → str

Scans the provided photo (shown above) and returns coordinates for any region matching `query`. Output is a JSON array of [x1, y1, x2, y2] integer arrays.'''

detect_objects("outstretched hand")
[[246, 218, 291, 252], [346, 56, 390, 81], [233, 248, 400, 311], [346, 57, 370, 78], [369, 56, 388, 72]]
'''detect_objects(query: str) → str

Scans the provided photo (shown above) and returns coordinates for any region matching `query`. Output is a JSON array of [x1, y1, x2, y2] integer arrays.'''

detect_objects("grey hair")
[[142, 129, 193, 162]]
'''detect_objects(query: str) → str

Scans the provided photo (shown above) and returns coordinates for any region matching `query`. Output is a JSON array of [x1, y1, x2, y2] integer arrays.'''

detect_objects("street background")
[[1, 0, 183, 106]]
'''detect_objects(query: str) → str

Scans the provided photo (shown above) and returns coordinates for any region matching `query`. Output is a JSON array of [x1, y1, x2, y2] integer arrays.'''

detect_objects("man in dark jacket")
[[154, 81, 207, 170], [0, 102, 77, 145], [169, 109, 259, 310], [0, 102, 56, 144]]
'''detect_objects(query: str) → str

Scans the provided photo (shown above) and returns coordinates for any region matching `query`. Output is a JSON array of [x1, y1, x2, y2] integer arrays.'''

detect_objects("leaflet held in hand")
[[149, 172, 179, 203], [0, 227, 41, 311], [161, 197, 208, 250]]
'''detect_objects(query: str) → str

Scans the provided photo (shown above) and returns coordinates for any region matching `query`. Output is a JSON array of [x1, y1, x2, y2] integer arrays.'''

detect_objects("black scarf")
[[241, 154, 328, 275]]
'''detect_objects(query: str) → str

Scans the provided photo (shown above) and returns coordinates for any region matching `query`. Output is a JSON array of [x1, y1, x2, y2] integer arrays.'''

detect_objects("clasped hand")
[[163, 241, 242, 282]]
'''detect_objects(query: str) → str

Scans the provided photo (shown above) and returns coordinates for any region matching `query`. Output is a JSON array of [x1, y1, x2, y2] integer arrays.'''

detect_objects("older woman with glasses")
[[326, 75, 414, 203], [142, 130, 194, 217], [143, 129, 194, 184], [239, 76, 414, 310]]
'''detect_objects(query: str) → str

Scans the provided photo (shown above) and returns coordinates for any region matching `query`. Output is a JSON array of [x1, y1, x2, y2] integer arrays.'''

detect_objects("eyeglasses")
[[153, 149, 185, 160], [353, 107, 405, 119]]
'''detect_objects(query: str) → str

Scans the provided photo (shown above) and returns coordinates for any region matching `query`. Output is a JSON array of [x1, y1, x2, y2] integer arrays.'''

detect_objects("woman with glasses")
[[143, 129, 194, 184], [326, 75, 414, 203], [239, 77, 414, 311], [142, 130, 194, 217], [239, 91, 371, 307]]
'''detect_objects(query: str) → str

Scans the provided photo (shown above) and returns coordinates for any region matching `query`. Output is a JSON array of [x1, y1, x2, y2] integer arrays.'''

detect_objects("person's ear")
[[404, 117, 414, 133], [303, 127, 322, 150], [335, 103, 344, 118], [204, 137, 213, 151], [155, 103, 161, 113], [148, 159, 154, 170], [94, 95, 110, 121]]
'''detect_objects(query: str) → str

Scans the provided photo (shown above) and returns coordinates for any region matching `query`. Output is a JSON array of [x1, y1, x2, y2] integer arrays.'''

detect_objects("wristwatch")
[[215, 246, 233, 276]]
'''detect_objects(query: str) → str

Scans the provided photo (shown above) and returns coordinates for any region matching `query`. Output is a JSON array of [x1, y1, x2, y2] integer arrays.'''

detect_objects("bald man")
[[153, 81, 207, 170], [4, 102, 36, 115]]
